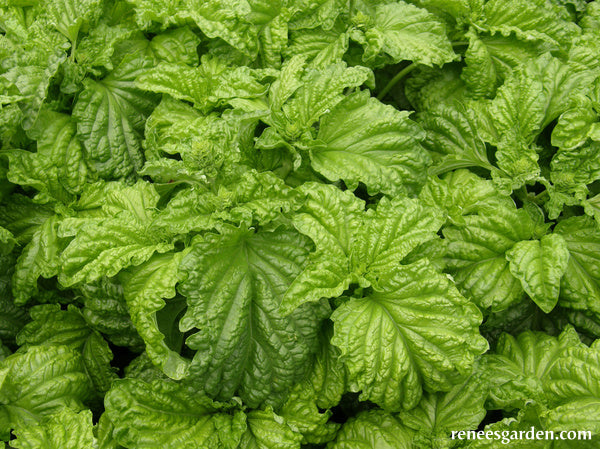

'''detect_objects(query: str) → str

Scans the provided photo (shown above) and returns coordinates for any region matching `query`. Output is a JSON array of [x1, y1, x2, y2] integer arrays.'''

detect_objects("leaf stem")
[[376, 63, 416, 101]]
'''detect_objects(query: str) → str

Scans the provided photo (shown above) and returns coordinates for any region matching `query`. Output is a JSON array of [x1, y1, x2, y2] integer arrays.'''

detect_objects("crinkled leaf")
[[331, 259, 487, 411], [136, 57, 267, 114], [178, 226, 327, 408], [105, 377, 246, 449], [328, 409, 414, 449], [9, 409, 95, 449], [555, 216, 600, 315], [282, 184, 363, 314], [307, 90, 429, 196], [121, 251, 189, 380], [73, 53, 159, 179], [483, 326, 581, 410], [357, 1, 456, 67], [0, 345, 91, 439], [58, 182, 173, 286], [506, 234, 570, 313], [16, 304, 118, 394], [12, 215, 63, 305], [240, 408, 303, 449], [443, 205, 536, 311]]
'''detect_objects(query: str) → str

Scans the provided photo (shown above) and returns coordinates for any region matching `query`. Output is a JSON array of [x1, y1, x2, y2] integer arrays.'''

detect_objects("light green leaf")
[[286, 23, 348, 68], [12, 215, 63, 305], [282, 184, 363, 314], [0, 345, 91, 439], [443, 205, 536, 311], [75, 23, 138, 72], [328, 409, 414, 449], [178, 226, 327, 408], [240, 408, 303, 449], [418, 104, 493, 175], [58, 182, 174, 286], [149, 27, 201, 66], [551, 95, 599, 150], [544, 339, 600, 433], [46, 0, 103, 45], [10, 408, 95, 449], [186, 0, 258, 57], [280, 394, 338, 445], [398, 370, 487, 447], [483, 327, 581, 410], [16, 304, 118, 394], [121, 251, 189, 380], [555, 216, 600, 315], [127, 0, 190, 30], [480, 0, 580, 48], [266, 61, 372, 141], [307, 90, 429, 196], [136, 56, 267, 114], [105, 377, 246, 449], [506, 234, 570, 313], [353, 196, 444, 281], [357, 1, 456, 67], [4, 109, 89, 203], [331, 259, 487, 411], [73, 53, 159, 179], [461, 30, 548, 99]]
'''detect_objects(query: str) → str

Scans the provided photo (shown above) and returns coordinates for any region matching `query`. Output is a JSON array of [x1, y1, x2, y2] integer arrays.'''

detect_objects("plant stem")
[[376, 63, 416, 101]]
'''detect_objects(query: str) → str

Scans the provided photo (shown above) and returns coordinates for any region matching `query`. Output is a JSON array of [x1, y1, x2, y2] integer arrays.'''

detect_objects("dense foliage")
[[1, 0, 600, 447]]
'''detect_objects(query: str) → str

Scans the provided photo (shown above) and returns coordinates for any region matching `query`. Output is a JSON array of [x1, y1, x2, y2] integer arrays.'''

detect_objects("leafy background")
[[1, 0, 600, 447]]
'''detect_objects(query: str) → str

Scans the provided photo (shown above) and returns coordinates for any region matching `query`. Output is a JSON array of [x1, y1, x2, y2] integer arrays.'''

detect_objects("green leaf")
[[178, 226, 327, 408], [16, 304, 118, 394], [0, 295, 29, 345], [0, 195, 54, 245], [398, 370, 488, 447], [482, 327, 581, 410], [357, 1, 456, 67], [9, 408, 95, 449], [331, 259, 487, 411], [353, 196, 444, 281], [543, 342, 600, 433], [46, 0, 103, 45], [480, 0, 580, 48], [418, 103, 493, 175], [282, 184, 363, 314], [328, 409, 415, 449], [105, 377, 246, 449], [136, 56, 267, 114], [278, 388, 339, 445], [506, 234, 570, 313], [294, 321, 347, 410], [551, 95, 599, 151], [79, 278, 144, 349], [186, 0, 258, 57], [555, 216, 600, 315], [121, 251, 190, 380], [307, 90, 429, 196], [443, 205, 536, 311], [12, 215, 63, 305], [264, 60, 372, 143], [73, 53, 159, 179], [149, 27, 201, 66], [58, 182, 173, 286], [283, 184, 444, 313], [286, 23, 348, 68], [240, 408, 303, 449], [0, 345, 91, 439]]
